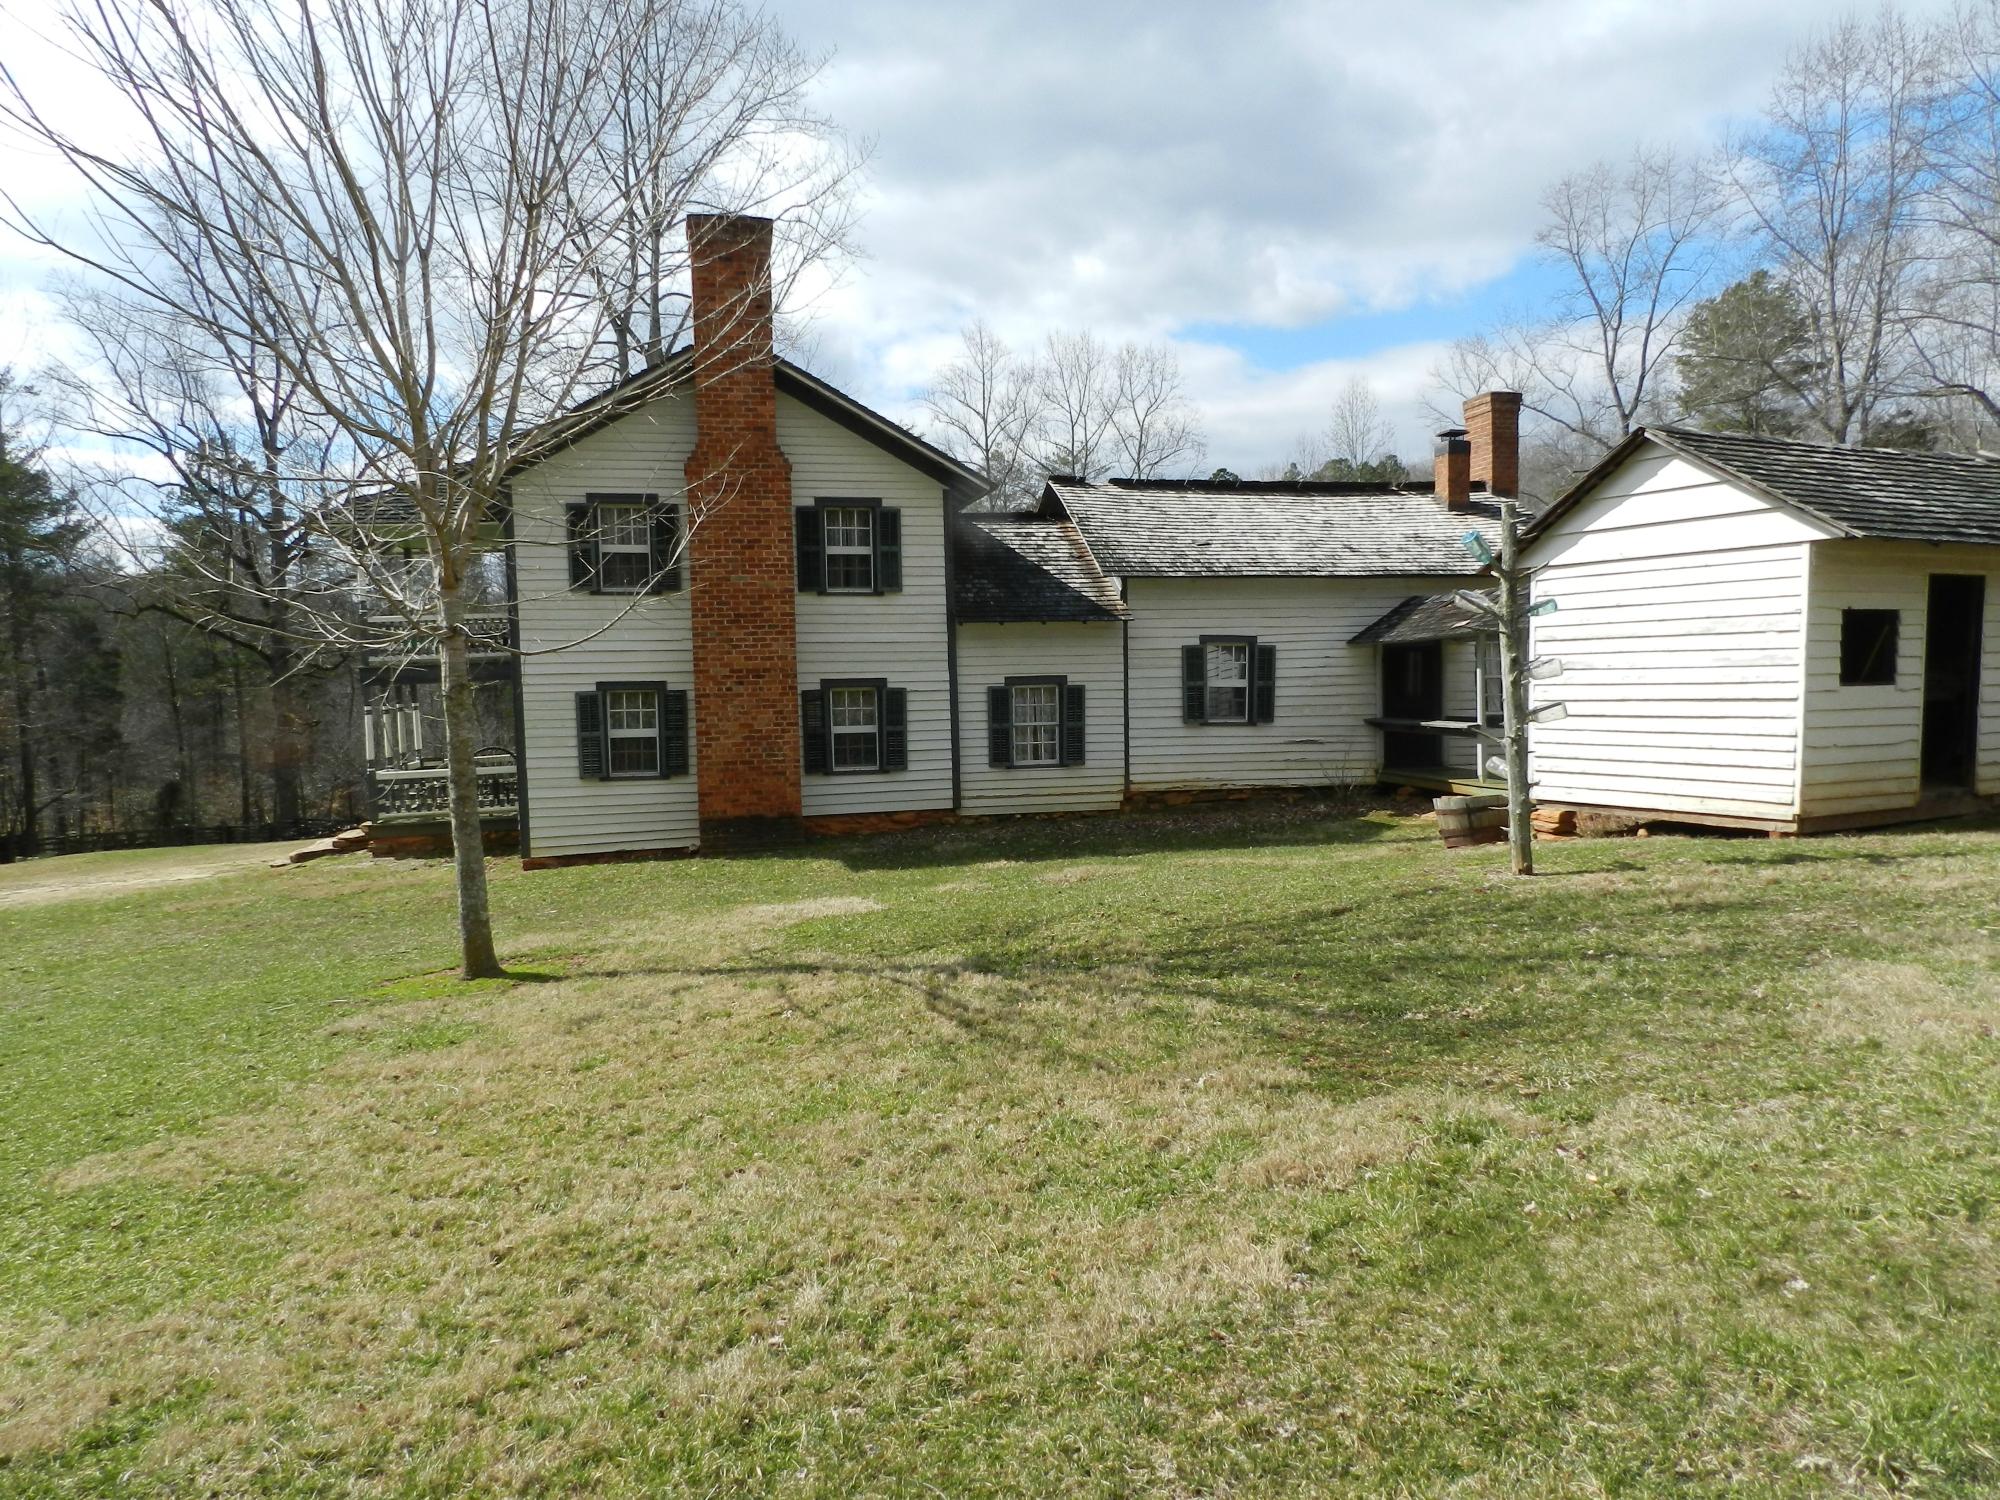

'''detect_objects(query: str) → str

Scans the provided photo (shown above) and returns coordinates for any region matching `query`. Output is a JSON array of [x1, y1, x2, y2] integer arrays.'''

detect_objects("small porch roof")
[[1348, 591, 1497, 646]]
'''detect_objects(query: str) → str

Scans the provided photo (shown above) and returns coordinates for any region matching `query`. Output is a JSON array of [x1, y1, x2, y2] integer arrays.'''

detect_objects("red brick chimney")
[[683, 213, 801, 842], [1434, 427, 1471, 512], [1464, 390, 1521, 499]]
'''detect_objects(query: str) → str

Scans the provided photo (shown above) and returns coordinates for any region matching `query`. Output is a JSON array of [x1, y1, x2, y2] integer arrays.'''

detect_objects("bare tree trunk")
[[438, 581, 502, 979], [231, 653, 253, 824]]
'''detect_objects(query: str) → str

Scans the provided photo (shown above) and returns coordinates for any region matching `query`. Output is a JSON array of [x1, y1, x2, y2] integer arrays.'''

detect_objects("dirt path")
[[0, 843, 305, 910]]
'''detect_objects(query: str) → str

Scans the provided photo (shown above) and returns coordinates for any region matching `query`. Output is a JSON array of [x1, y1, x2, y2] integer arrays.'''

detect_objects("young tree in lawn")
[[2, 0, 849, 976], [920, 322, 1040, 508], [1722, 10, 1941, 444]]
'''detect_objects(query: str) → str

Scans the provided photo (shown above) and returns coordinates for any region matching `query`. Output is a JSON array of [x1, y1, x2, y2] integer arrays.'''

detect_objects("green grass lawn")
[[3, 803, 1999, 1497]]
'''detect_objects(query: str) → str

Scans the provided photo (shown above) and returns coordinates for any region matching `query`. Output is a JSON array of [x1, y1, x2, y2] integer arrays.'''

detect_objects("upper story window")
[[822, 506, 875, 592], [564, 494, 681, 595], [1204, 641, 1251, 723], [795, 500, 902, 594]]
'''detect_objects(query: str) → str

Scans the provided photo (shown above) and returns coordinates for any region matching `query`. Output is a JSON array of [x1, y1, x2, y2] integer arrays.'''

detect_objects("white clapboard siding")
[[956, 623, 1126, 813], [782, 393, 955, 818], [1523, 441, 1825, 820], [1124, 576, 1463, 790], [512, 399, 701, 857], [1799, 540, 2000, 811]]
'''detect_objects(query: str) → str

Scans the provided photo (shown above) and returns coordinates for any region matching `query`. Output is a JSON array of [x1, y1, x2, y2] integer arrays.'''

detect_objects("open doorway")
[[1381, 641, 1445, 769], [1921, 574, 1985, 789]]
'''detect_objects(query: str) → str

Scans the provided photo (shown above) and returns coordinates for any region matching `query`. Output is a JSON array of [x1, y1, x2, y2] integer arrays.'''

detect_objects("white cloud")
[[0, 0, 1966, 472]]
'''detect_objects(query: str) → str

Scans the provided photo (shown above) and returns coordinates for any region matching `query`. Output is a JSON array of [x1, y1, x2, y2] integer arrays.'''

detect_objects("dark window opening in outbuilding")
[[1840, 608, 1899, 686]]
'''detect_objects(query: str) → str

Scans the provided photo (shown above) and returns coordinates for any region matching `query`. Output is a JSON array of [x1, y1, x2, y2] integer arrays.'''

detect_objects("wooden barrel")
[[1434, 794, 1509, 849]]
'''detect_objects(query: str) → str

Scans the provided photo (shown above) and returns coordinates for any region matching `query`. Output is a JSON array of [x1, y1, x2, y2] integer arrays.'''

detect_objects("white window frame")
[[596, 502, 652, 594], [821, 505, 875, 594], [1010, 682, 1062, 766], [604, 687, 660, 777], [1204, 641, 1251, 724], [828, 685, 880, 770]]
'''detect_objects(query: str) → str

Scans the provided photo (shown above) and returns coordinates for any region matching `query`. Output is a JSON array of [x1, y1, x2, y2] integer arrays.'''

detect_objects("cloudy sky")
[[0, 0, 1962, 472]]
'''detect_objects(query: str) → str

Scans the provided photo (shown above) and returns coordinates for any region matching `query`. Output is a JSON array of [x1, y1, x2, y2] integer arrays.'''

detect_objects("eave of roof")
[[498, 348, 989, 493]]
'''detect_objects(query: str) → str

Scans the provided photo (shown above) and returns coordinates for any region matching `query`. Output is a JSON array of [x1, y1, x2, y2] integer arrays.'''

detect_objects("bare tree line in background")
[[919, 323, 1206, 506], [1441, 3, 2000, 500]]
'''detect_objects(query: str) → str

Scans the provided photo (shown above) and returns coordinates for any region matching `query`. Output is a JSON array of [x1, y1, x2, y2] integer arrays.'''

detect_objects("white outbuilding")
[[1521, 426, 2000, 834]]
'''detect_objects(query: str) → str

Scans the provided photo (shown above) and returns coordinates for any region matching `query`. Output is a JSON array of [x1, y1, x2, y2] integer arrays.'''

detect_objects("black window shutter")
[[647, 504, 682, 593], [800, 690, 828, 773], [1254, 644, 1277, 724], [876, 507, 902, 592], [566, 504, 597, 592], [662, 689, 690, 776], [795, 507, 823, 592], [1062, 684, 1087, 765], [881, 687, 908, 771], [987, 685, 1012, 767], [1181, 645, 1206, 722], [575, 689, 606, 779]]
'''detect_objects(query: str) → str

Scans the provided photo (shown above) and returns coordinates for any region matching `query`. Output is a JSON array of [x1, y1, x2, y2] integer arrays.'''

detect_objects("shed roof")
[[1044, 478, 1500, 578], [1348, 591, 1497, 645], [954, 516, 1127, 622], [1529, 425, 2000, 546]]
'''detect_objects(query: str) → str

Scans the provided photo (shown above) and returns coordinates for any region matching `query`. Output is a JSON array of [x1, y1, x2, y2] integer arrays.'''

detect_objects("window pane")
[[601, 505, 649, 547], [1206, 685, 1248, 721], [598, 550, 650, 590], [607, 691, 657, 731], [1206, 642, 1248, 684], [609, 735, 659, 774], [825, 551, 874, 591]]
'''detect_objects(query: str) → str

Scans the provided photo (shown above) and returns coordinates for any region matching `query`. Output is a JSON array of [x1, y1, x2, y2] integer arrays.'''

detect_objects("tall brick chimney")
[[1433, 427, 1471, 512], [1464, 390, 1521, 499], [684, 213, 801, 844]]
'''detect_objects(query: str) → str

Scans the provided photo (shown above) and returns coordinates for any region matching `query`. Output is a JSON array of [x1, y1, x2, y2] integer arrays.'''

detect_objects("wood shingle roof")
[[1531, 425, 2000, 547], [954, 516, 1128, 622], [1045, 478, 1501, 578]]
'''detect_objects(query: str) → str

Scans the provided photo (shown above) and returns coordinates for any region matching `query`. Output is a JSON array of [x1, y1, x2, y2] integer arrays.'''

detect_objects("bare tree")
[[1109, 341, 1205, 480], [1902, 0, 2000, 437], [920, 322, 1039, 508], [51, 279, 347, 830], [1723, 11, 1941, 443], [1437, 147, 1722, 456], [1034, 330, 1119, 481], [1324, 377, 1395, 468], [1, 0, 848, 977]]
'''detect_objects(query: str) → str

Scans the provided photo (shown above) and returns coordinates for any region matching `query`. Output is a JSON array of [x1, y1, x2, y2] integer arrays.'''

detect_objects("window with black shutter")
[[796, 500, 902, 595], [575, 681, 687, 779], [988, 677, 1086, 768], [567, 494, 681, 595], [805, 679, 906, 773], [1184, 636, 1273, 724]]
